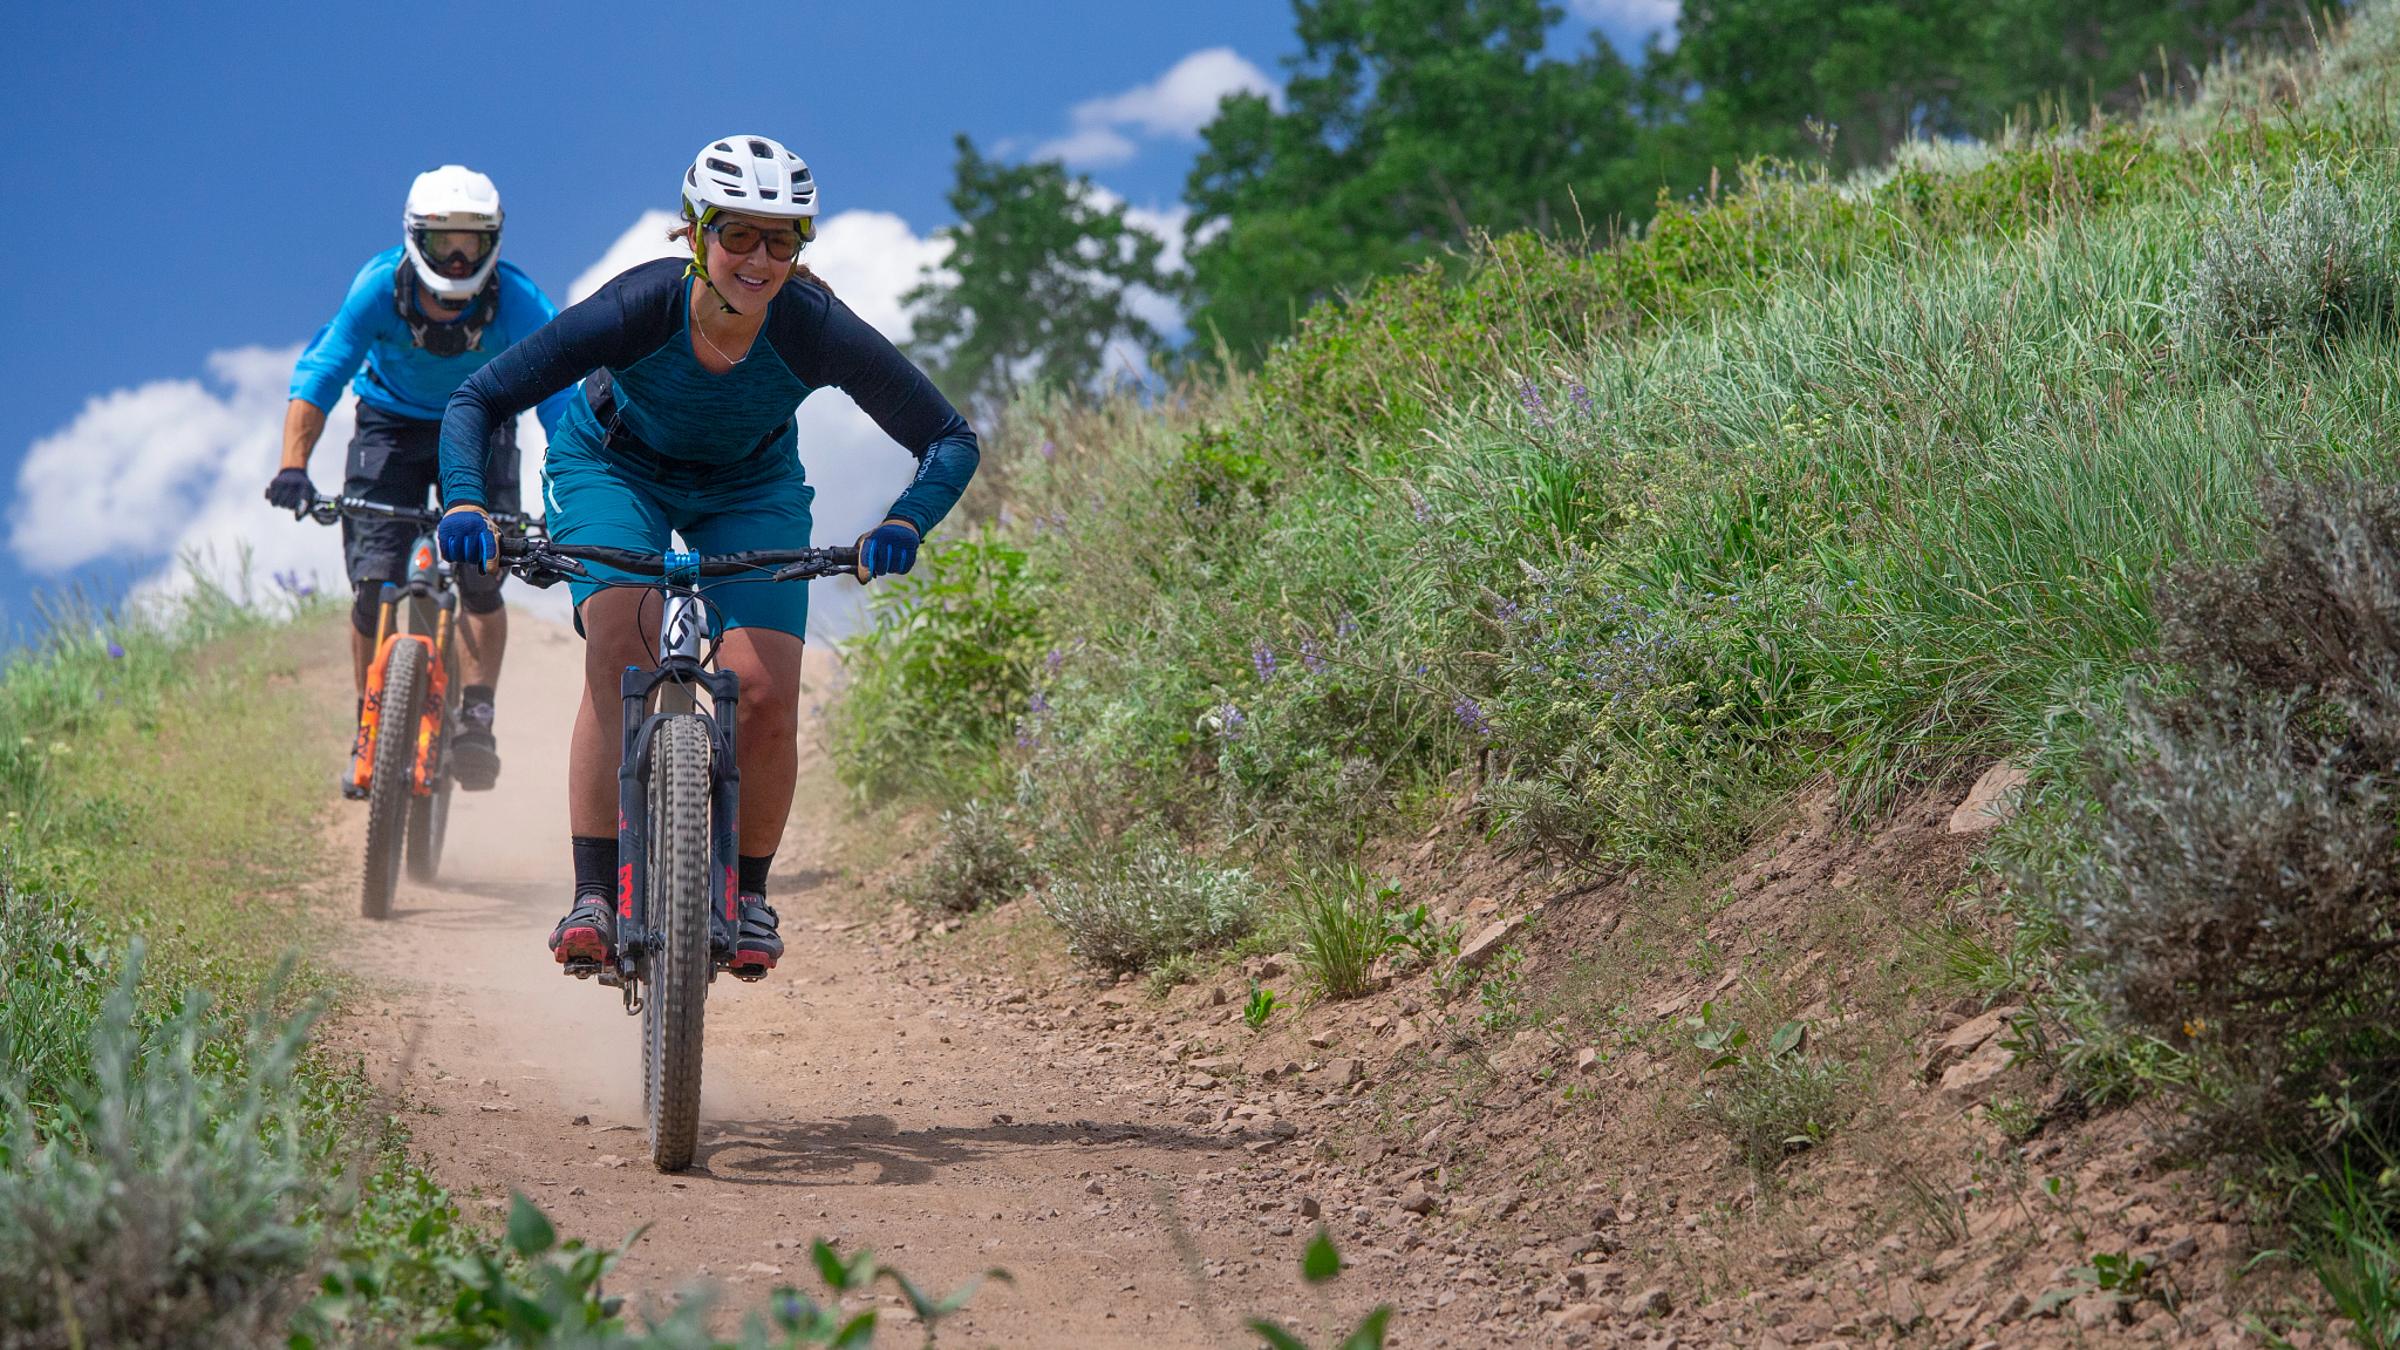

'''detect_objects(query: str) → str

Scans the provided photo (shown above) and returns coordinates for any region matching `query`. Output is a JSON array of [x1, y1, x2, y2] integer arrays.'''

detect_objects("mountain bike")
[[500, 534, 859, 1172], [303, 493, 538, 919]]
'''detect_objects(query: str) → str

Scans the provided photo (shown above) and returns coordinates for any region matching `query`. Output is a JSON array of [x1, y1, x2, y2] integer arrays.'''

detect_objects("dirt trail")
[[312, 622, 1319, 1347]]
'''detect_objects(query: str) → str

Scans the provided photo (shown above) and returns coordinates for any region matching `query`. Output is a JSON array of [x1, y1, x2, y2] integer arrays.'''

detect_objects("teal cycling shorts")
[[540, 427, 817, 639]]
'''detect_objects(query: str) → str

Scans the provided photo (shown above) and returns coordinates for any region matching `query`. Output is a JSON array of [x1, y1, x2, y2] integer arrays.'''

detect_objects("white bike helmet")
[[682, 135, 818, 222], [402, 165, 504, 302]]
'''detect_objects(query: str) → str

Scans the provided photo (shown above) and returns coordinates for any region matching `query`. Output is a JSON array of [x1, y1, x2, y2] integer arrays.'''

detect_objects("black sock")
[[461, 684, 496, 731], [738, 853, 773, 896], [572, 835, 618, 902]]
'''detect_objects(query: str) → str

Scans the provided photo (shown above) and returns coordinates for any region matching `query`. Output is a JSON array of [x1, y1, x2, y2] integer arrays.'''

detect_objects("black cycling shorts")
[[342, 403, 521, 603]]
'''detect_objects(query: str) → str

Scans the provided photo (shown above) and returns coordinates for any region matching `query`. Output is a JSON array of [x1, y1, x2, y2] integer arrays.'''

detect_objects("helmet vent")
[[714, 141, 734, 152], [749, 139, 772, 157], [706, 157, 741, 175]]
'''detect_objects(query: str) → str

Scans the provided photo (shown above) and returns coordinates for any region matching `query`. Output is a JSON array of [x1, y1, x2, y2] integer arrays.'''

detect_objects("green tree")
[[1183, 0, 1648, 360], [1658, 0, 2319, 176], [905, 135, 1168, 420]]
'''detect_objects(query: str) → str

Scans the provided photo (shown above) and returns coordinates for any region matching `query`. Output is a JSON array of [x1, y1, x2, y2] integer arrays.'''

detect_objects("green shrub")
[[833, 531, 1042, 797], [896, 800, 1033, 914], [0, 872, 113, 1122], [0, 942, 321, 1347], [1295, 867, 1398, 1000], [2027, 475, 2400, 1151], [1040, 839, 1258, 972], [2181, 157, 2400, 353], [1687, 1005, 1858, 1175]]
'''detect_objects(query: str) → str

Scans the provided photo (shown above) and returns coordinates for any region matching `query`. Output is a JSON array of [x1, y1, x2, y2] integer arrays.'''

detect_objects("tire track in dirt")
[[310, 621, 1300, 1346]]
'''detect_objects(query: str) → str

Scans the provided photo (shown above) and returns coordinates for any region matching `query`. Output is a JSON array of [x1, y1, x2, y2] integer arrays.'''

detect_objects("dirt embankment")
[[308, 622, 2306, 1347]]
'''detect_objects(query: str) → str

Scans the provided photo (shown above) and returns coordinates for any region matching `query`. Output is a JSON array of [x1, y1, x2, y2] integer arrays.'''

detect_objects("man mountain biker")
[[269, 165, 573, 795], [433, 134, 978, 978]]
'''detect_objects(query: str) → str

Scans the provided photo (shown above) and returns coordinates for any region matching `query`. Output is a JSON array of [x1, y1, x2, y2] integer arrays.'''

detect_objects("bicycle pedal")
[[726, 964, 771, 984], [562, 959, 603, 980]]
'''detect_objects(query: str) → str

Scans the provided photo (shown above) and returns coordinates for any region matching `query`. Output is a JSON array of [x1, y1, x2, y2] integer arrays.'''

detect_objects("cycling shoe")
[[728, 894, 782, 979], [549, 895, 616, 967], [450, 723, 500, 792]]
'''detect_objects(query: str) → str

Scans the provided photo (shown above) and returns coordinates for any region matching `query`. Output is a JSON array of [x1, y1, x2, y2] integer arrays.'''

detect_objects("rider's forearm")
[[281, 399, 328, 472], [884, 428, 980, 536]]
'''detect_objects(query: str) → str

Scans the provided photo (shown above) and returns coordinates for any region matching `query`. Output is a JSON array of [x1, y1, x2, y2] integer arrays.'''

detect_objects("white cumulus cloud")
[[13, 207, 964, 641], [1036, 47, 1278, 168]]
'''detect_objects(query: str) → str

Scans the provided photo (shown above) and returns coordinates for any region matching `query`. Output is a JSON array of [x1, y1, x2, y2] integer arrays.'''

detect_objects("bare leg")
[[459, 604, 508, 688], [714, 627, 806, 857]]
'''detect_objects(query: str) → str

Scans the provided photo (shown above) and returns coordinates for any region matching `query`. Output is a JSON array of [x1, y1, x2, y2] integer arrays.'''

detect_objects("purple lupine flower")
[[1045, 647, 1066, 675], [1406, 487, 1431, 524], [1029, 689, 1052, 716], [106, 640, 125, 660], [1495, 598, 1522, 626], [1519, 380, 1552, 429], [1569, 382, 1596, 416], [1453, 697, 1495, 739], [1040, 439, 1057, 461], [1337, 611, 1359, 639], [1299, 639, 1327, 675], [1252, 643, 1277, 682], [1214, 702, 1246, 740]]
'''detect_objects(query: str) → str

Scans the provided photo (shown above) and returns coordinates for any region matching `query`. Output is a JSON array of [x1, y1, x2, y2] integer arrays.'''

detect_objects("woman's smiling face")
[[701, 211, 804, 314]]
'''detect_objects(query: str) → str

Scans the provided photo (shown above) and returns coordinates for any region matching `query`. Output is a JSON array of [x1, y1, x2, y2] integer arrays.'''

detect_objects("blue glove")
[[438, 505, 498, 572], [857, 520, 920, 579]]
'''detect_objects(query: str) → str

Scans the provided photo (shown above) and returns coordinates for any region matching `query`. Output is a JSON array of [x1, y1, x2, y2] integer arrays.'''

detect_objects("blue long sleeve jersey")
[[439, 259, 979, 533], [289, 247, 574, 435]]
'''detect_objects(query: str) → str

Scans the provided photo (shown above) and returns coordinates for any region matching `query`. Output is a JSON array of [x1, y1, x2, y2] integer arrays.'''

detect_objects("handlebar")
[[300, 491, 539, 534], [497, 535, 861, 585]]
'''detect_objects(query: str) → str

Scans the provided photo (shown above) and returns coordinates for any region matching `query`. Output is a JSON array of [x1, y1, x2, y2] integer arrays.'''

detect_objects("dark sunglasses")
[[707, 217, 812, 261]]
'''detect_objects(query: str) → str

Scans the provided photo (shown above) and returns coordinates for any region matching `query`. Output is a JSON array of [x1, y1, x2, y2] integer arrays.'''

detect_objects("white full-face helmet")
[[402, 165, 504, 302], [682, 135, 818, 223]]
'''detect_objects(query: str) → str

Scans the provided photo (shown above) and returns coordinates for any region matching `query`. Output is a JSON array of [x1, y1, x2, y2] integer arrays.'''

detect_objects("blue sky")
[[0, 0, 1673, 639]]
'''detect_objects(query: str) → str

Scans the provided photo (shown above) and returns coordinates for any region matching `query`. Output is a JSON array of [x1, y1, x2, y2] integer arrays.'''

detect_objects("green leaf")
[[504, 1193, 556, 1258], [1302, 1227, 1343, 1283], [830, 1309, 879, 1347], [1338, 1305, 1396, 1350], [1245, 1318, 1312, 1350], [1768, 1020, 1806, 1057]]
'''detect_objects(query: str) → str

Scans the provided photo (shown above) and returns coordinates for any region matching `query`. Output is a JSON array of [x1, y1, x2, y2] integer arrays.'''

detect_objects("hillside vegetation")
[[839, 3, 2400, 1335]]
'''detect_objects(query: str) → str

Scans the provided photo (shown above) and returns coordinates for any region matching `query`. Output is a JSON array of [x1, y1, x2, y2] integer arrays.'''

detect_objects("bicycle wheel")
[[404, 722, 451, 883], [643, 713, 713, 1172], [361, 639, 426, 921]]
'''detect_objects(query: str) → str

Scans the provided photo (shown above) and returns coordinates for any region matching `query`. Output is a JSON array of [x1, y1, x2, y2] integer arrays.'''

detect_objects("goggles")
[[706, 217, 813, 261], [411, 226, 498, 279]]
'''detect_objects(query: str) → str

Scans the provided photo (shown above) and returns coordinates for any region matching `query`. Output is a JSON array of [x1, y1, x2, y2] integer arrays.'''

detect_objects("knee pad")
[[350, 582, 385, 636], [459, 576, 507, 615]]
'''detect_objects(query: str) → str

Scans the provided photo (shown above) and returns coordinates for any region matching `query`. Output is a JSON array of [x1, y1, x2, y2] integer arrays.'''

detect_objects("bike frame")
[[497, 535, 856, 1007], [608, 552, 744, 1003], [351, 532, 456, 799]]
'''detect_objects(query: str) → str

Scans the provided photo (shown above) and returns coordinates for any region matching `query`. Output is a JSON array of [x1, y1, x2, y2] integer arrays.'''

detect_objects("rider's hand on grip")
[[265, 468, 316, 516], [438, 505, 498, 573], [854, 519, 920, 582]]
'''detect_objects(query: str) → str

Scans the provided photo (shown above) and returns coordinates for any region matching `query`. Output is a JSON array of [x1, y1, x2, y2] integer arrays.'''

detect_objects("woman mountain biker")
[[273, 165, 573, 794], [433, 135, 978, 978]]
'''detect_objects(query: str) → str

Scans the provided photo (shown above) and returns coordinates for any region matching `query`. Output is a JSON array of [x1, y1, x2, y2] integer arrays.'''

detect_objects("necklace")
[[690, 308, 755, 368]]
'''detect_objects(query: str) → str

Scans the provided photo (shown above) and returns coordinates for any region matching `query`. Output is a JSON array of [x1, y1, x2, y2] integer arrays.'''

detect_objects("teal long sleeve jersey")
[[290, 247, 574, 435], [438, 259, 979, 535]]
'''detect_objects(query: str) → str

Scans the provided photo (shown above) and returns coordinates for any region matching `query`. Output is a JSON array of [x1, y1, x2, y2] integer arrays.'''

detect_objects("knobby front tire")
[[361, 639, 426, 922], [643, 714, 713, 1173]]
